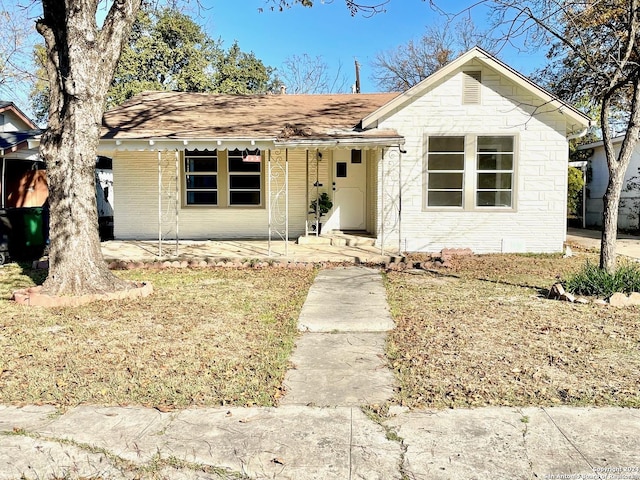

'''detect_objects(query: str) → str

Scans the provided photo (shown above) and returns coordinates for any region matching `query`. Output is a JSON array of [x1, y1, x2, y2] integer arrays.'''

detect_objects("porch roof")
[[0, 130, 42, 156], [100, 91, 404, 149]]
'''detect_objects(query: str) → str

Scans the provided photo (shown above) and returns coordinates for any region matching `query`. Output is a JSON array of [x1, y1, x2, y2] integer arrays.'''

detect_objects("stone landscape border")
[[11, 282, 153, 307], [11, 247, 635, 307]]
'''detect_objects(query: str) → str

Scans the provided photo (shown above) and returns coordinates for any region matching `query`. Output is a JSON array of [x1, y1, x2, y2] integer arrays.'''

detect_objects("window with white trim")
[[185, 150, 218, 205], [424, 135, 515, 210]]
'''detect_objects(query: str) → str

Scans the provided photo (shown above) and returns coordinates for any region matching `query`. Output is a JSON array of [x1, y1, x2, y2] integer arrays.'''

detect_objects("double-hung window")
[[228, 149, 261, 206], [476, 136, 514, 208], [184, 148, 263, 207], [185, 150, 218, 206], [425, 136, 465, 207], [424, 135, 515, 210]]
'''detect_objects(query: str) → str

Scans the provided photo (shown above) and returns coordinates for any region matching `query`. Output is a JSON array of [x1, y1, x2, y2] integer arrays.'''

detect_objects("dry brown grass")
[[386, 252, 640, 409], [0, 264, 316, 409]]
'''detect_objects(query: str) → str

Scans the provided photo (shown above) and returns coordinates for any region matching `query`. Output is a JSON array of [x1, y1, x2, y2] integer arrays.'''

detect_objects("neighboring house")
[[99, 47, 591, 254], [0, 101, 46, 209], [1, 102, 116, 240], [579, 136, 640, 231]]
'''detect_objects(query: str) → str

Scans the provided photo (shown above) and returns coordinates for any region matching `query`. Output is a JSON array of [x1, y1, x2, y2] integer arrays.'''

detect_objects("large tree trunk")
[[36, 0, 141, 296], [600, 167, 625, 273], [600, 80, 640, 273]]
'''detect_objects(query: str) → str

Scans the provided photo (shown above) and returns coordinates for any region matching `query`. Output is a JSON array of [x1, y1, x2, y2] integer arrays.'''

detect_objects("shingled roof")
[[0, 129, 41, 153], [101, 91, 402, 142]]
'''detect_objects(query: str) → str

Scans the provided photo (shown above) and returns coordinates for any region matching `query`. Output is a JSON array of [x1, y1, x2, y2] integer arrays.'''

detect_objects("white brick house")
[[99, 47, 591, 254]]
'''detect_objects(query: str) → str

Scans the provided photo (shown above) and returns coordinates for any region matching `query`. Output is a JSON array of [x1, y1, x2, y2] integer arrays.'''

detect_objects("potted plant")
[[309, 192, 333, 233]]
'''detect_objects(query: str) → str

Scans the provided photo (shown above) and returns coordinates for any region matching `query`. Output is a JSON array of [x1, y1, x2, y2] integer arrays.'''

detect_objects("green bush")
[[564, 260, 640, 297], [567, 166, 585, 216]]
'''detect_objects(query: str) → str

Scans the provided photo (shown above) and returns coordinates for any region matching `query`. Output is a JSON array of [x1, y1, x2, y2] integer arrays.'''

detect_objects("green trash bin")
[[6, 207, 46, 260], [22, 207, 44, 247]]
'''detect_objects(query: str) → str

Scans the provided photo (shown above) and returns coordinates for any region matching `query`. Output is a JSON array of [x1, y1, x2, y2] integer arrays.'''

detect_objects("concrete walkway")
[[280, 267, 396, 407], [2, 267, 640, 479]]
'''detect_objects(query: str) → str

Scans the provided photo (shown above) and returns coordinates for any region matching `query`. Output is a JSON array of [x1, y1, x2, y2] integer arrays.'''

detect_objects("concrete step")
[[297, 232, 376, 247]]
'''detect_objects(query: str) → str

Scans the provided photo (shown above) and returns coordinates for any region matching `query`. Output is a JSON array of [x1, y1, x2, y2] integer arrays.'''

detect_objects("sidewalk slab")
[[0, 405, 57, 432], [2, 405, 401, 480], [0, 435, 128, 480], [281, 333, 395, 406], [298, 267, 394, 332], [386, 407, 531, 479], [36, 405, 171, 464], [385, 407, 640, 480], [524, 406, 640, 476], [166, 406, 401, 479]]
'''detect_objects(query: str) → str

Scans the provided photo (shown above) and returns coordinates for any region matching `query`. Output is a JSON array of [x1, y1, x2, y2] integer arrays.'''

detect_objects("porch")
[[99, 232, 401, 265]]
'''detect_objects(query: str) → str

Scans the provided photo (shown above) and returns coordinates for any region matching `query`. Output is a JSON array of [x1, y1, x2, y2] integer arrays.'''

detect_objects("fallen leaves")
[[0, 267, 316, 408], [386, 253, 640, 409]]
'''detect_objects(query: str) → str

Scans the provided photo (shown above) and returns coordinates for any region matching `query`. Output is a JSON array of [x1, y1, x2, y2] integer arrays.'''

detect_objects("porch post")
[[158, 150, 162, 257], [267, 148, 288, 257], [398, 146, 402, 254], [305, 150, 309, 236], [268, 149, 272, 256], [285, 148, 289, 256], [380, 148, 385, 255], [175, 150, 179, 256]]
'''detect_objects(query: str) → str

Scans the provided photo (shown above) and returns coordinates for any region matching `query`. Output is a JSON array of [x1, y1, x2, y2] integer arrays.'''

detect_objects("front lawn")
[[0, 264, 316, 409], [386, 252, 640, 409]]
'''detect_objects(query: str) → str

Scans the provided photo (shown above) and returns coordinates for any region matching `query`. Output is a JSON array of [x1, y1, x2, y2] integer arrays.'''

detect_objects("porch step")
[[297, 231, 376, 247]]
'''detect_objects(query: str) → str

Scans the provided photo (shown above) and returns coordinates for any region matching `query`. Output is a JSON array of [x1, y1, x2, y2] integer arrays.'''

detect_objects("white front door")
[[331, 150, 366, 230]]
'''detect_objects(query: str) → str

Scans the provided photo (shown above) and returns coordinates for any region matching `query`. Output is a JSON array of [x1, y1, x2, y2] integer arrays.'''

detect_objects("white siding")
[[113, 149, 311, 240], [376, 61, 571, 254], [113, 152, 159, 239], [585, 142, 640, 230], [0, 110, 33, 132]]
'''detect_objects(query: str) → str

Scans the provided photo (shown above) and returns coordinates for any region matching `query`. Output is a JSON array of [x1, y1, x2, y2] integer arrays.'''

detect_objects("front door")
[[332, 150, 366, 230]]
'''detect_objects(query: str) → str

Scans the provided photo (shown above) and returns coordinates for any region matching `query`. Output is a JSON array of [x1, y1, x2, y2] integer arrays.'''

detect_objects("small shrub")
[[564, 260, 640, 297], [567, 166, 585, 217]]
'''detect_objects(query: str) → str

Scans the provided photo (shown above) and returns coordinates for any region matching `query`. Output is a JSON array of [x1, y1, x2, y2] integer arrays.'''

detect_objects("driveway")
[[567, 227, 640, 260]]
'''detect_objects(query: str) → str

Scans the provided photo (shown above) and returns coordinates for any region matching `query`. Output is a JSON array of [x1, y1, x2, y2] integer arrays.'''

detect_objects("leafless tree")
[[278, 54, 349, 94], [0, 1, 39, 104], [371, 17, 497, 92], [477, 0, 638, 273], [263, 0, 390, 17]]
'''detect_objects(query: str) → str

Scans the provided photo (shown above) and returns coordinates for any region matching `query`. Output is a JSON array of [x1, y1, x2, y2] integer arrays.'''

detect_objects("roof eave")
[[0, 103, 38, 130], [275, 136, 405, 149], [98, 134, 405, 152]]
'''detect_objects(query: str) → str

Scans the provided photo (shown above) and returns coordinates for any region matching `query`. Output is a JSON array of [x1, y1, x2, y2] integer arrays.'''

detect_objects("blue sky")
[[8, 1, 550, 117], [195, 0, 548, 93]]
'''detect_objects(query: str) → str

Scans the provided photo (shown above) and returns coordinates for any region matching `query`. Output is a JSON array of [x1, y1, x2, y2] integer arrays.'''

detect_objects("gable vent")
[[462, 71, 482, 105]]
